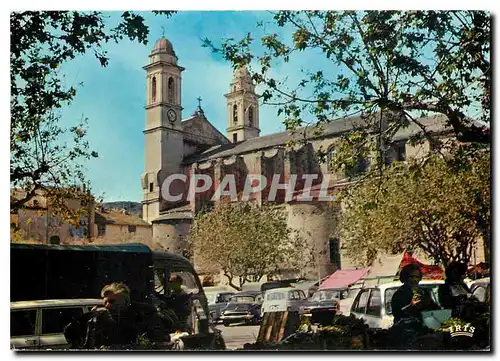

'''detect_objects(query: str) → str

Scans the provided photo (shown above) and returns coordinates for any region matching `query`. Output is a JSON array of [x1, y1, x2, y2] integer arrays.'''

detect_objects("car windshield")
[[230, 295, 255, 303], [385, 284, 441, 315], [312, 290, 341, 301]]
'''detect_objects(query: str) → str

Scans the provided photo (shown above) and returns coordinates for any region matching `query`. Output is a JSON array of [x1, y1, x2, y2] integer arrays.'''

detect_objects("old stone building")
[[11, 188, 153, 246], [141, 37, 484, 279]]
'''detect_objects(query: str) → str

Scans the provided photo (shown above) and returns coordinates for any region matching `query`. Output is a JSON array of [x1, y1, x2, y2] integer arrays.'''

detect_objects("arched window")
[[233, 104, 238, 124], [248, 106, 254, 127], [327, 146, 336, 172], [151, 77, 157, 102], [168, 77, 174, 103]]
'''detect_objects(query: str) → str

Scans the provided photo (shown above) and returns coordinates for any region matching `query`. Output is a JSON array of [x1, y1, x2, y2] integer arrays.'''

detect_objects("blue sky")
[[59, 11, 308, 203]]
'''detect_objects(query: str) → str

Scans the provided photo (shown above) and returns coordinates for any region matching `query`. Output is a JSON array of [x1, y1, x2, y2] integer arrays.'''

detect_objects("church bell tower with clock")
[[142, 37, 185, 223]]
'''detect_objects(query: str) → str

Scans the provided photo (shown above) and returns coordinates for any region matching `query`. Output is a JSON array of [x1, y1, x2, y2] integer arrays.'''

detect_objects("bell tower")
[[225, 66, 260, 143], [142, 37, 185, 223]]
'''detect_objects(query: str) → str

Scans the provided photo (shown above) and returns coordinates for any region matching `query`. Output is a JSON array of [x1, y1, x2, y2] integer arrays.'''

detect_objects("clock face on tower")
[[167, 109, 177, 123]]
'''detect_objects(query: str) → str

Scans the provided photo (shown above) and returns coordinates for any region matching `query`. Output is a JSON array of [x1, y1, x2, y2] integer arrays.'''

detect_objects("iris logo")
[[446, 323, 475, 338]]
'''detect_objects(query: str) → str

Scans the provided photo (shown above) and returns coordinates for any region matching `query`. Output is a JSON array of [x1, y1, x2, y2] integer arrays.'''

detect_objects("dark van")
[[11, 243, 224, 349]]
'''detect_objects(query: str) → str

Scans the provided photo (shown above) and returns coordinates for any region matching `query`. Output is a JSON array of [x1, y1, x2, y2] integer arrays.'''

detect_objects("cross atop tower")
[[193, 96, 205, 117]]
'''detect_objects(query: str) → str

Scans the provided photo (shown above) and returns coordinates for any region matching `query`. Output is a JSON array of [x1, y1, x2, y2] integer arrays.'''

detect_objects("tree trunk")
[[224, 273, 241, 291]]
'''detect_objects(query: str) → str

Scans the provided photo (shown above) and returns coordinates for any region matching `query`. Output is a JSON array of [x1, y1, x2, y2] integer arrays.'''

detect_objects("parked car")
[[205, 291, 235, 324], [301, 288, 348, 318], [220, 292, 263, 326], [11, 298, 103, 350], [469, 277, 490, 303], [349, 280, 445, 329], [261, 287, 308, 315], [339, 287, 362, 315]]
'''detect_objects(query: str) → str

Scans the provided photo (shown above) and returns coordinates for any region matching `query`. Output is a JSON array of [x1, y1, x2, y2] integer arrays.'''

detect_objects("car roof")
[[265, 287, 301, 294], [11, 243, 152, 253], [204, 291, 235, 295], [11, 299, 103, 310], [372, 279, 445, 291], [232, 291, 260, 296]]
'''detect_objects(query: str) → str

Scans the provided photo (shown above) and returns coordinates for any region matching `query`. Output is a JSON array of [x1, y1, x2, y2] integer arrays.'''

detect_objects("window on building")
[[11, 310, 37, 336], [151, 76, 157, 102], [97, 223, 106, 237], [326, 146, 336, 172], [149, 182, 154, 192], [329, 238, 341, 269], [233, 133, 238, 143], [248, 106, 254, 127], [79, 219, 89, 238], [233, 104, 238, 123], [168, 77, 175, 103], [128, 225, 136, 233], [396, 142, 406, 161], [345, 156, 368, 178]]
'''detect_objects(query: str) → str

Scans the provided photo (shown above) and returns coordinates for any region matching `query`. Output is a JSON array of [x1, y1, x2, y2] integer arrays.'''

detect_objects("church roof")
[[182, 114, 453, 165], [181, 113, 231, 146], [182, 115, 363, 164]]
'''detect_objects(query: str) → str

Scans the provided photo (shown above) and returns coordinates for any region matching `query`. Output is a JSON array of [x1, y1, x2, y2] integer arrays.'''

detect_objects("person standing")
[[391, 263, 440, 324], [438, 262, 483, 320]]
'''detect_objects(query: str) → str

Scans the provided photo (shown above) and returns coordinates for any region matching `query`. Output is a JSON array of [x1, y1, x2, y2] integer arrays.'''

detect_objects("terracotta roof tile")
[[95, 210, 150, 227]]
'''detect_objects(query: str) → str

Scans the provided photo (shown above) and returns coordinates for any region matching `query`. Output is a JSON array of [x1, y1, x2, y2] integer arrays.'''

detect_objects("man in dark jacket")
[[391, 263, 440, 324], [438, 262, 485, 320], [389, 263, 441, 349], [65, 283, 170, 349]]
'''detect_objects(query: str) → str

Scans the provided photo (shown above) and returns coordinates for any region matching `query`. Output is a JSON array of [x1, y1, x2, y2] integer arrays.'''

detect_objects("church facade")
[[140, 37, 453, 279]]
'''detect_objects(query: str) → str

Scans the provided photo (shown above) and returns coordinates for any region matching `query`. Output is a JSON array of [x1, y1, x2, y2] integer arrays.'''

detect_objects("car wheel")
[[223, 321, 230, 327]]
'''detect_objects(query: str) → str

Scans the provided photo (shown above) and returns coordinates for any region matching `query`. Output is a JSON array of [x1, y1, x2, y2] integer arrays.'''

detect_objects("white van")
[[11, 299, 102, 350]]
